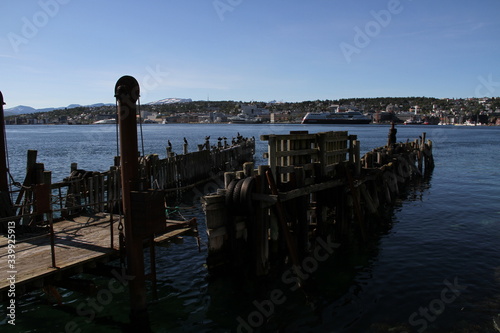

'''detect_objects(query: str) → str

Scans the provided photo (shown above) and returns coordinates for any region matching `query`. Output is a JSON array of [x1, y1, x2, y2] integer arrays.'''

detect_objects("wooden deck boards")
[[0, 213, 119, 293], [0, 213, 195, 294]]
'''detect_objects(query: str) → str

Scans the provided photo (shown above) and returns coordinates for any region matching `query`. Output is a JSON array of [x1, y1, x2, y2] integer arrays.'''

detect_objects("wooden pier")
[[0, 79, 255, 329], [0, 128, 253, 299], [202, 127, 434, 275], [0, 213, 196, 300]]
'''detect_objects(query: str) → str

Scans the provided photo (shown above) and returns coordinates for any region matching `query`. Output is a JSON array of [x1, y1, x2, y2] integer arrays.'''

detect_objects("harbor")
[[1, 83, 500, 331], [2, 1, 500, 331], [0, 80, 256, 330]]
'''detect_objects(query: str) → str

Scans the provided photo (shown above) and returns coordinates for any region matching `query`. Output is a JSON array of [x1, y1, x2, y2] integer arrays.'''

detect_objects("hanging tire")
[[232, 179, 245, 213], [239, 177, 255, 215], [226, 179, 239, 213]]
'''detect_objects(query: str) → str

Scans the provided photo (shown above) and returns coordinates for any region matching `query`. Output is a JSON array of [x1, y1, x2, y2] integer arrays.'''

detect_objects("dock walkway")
[[0, 213, 194, 298]]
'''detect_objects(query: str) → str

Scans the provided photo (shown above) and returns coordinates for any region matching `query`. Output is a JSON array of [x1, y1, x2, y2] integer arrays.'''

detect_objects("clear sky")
[[1, 0, 500, 109]]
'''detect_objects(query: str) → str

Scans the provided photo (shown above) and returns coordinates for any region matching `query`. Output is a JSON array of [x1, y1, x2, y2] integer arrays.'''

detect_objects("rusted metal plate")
[[130, 190, 166, 238], [34, 183, 51, 213]]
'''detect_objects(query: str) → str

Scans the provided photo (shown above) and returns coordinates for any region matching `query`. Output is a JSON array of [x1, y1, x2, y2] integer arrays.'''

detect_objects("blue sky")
[[1, 0, 500, 108]]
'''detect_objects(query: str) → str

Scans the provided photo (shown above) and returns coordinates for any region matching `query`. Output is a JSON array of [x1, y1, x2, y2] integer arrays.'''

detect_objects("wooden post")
[[0, 91, 14, 220], [243, 162, 254, 177], [294, 167, 308, 257], [0, 92, 8, 194], [353, 140, 361, 177], [115, 75, 150, 331], [387, 121, 397, 147], [348, 135, 357, 165], [44, 171, 57, 268], [268, 135, 277, 180], [224, 172, 235, 188], [317, 133, 327, 177]]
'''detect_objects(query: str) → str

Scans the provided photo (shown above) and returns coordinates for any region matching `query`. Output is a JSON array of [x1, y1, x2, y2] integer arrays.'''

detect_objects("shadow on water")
[[198, 172, 443, 332]]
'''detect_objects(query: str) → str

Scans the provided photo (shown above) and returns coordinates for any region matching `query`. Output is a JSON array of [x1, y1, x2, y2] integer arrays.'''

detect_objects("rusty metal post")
[[0, 91, 9, 193], [114, 76, 150, 331], [387, 121, 397, 148]]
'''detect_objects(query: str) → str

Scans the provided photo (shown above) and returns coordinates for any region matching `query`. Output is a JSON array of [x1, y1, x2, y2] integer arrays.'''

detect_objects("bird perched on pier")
[[205, 136, 210, 141], [183, 137, 188, 144], [167, 140, 172, 148], [217, 137, 222, 141]]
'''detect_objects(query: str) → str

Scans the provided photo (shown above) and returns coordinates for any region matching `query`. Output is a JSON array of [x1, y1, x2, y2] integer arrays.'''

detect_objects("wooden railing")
[[1, 136, 255, 226]]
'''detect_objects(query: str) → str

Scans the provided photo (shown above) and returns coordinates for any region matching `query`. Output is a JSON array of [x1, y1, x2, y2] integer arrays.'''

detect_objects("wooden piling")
[[0, 92, 8, 194], [203, 129, 434, 275], [115, 75, 150, 330], [0, 92, 15, 222]]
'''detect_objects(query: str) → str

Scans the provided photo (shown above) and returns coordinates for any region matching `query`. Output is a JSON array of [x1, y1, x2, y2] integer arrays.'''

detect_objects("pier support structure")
[[203, 129, 435, 275], [0, 91, 14, 221], [115, 76, 150, 331], [0, 92, 8, 193]]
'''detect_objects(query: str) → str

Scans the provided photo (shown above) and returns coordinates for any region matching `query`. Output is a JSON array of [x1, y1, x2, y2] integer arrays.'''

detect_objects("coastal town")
[[4, 96, 500, 126]]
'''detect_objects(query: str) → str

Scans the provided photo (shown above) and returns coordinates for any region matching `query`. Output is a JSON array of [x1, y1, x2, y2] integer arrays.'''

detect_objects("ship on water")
[[301, 105, 371, 124]]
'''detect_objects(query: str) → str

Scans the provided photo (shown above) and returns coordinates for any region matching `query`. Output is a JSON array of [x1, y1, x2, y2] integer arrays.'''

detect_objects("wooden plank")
[[275, 149, 318, 157], [261, 133, 317, 141], [153, 227, 191, 244], [0, 213, 198, 294], [279, 178, 345, 202], [0, 213, 119, 293]]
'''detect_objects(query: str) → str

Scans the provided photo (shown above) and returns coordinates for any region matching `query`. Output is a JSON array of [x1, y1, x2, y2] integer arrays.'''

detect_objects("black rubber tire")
[[225, 179, 238, 206], [239, 177, 255, 215], [232, 179, 245, 214]]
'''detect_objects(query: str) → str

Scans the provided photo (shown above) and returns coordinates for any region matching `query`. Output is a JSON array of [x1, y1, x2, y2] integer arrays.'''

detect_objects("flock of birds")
[[166, 133, 251, 153]]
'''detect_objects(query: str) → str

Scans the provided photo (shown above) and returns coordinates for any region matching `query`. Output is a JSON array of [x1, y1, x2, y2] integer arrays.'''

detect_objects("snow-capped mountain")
[[4, 103, 115, 116], [4, 105, 37, 116], [3, 99, 192, 117], [147, 98, 192, 105]]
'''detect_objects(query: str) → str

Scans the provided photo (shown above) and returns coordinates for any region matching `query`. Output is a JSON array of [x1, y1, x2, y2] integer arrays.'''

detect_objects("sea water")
[[1, 123, 500, 332]]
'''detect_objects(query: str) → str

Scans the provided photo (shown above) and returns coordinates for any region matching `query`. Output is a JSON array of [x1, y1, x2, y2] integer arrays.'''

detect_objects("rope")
[[3, 122, 12, 197], [115, 100, 120, 157], [114, 98, 126, 267], [117, 196, 125, 268], [138, 97, 145, 157]]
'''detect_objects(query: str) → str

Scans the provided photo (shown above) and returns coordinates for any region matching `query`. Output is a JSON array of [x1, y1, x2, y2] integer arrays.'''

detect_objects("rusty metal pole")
[[114, 76, 150, 331], [387, 121, 397, 148], [0, 91, 9, 193]]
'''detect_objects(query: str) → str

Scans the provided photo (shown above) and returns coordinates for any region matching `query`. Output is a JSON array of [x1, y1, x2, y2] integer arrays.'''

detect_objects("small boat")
[[93, 119, 116, 124], [301, 111, 371, 124], [404, 117, 424, 125], [228, 114, 263, 124]]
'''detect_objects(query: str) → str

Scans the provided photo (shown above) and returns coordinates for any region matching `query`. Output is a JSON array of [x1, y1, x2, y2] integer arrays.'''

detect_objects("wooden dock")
[[0, 79, 256, 328], [0, 213, 195, 300], [202, 128, 435, 275], [0, 133, 253, 301]]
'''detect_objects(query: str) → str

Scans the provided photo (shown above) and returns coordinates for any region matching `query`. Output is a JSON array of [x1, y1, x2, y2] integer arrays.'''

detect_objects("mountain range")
[[3, 98, 192, 117]]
